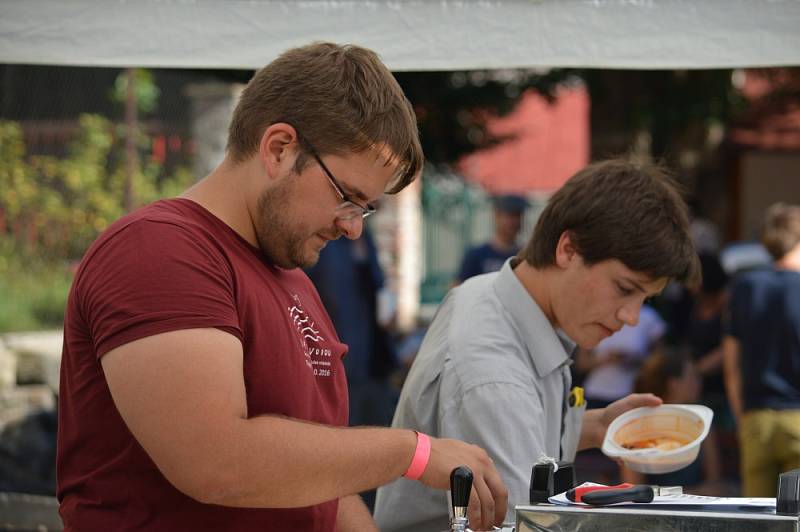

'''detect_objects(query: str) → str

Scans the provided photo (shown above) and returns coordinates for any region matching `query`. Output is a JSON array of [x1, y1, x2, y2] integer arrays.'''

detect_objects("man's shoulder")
[[441, 308, 533, 392], [734, 266, 779, 285], [729, 268, 796, 306], [91, 198, 195, 240], [92, 199, 229, 256], [73, 199, 240, 294], [449, 276, 508, 329]]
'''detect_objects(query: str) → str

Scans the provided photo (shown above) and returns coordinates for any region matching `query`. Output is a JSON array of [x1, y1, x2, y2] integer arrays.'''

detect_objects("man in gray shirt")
[[375, 159, 699, 531]]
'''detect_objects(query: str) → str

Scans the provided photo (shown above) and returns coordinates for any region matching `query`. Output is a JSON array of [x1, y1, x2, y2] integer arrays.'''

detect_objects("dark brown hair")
[[520, 158, 700, 286], [761, 203, 800, 260], [227, 42, 422, 193]]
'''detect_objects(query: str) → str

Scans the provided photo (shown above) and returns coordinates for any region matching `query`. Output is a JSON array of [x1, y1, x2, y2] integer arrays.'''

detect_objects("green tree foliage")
[[110, 68, 161, 115], [0, 116, 193, 263], [0, 115, 194, 330], [581, 69, 747, 162], [395, 69, 574, 166]]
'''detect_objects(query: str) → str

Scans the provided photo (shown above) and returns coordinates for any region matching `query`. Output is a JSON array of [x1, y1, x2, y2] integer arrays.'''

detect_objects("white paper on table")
[[549, 482, 775, 508]]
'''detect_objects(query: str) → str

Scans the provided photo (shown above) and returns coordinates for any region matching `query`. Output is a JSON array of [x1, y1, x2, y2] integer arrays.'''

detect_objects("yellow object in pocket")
[[569, 386, 585, 407]]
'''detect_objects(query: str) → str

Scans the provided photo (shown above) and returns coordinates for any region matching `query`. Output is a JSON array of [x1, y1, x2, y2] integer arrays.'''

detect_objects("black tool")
[[581, 484, 654, 505], [450, 466, 473, 531], [777, 469, 800, 515]]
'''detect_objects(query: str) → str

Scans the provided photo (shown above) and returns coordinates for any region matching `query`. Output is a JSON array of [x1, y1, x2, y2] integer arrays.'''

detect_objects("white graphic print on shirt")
[[288, 294, 333, 378]]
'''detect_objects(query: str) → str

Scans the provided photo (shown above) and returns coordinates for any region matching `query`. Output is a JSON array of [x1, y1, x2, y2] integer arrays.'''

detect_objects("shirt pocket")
[[560, 403, 586, 461]]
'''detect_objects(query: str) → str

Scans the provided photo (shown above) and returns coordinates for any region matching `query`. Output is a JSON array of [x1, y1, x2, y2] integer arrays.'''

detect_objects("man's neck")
[[181, 157, 259, 247], [512, 259, 557, 327]]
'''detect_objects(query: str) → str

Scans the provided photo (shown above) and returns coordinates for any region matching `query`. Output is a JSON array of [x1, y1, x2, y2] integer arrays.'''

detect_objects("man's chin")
[[574, 333, 601, 351], [295, 249, 321, 269], [269, 239, 325, 269]]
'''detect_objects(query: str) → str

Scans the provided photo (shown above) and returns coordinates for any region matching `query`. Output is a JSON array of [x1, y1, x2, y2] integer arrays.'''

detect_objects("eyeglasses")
[[300, 136, 377, 221]]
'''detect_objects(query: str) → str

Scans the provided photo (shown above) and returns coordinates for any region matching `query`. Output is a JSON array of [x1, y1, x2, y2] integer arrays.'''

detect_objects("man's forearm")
[[182, 416, 416, 509], [336, 494, 378, 532]]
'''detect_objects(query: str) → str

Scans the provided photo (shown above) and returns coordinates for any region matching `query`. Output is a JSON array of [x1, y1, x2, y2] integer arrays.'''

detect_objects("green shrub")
[[0, 113, 194, 332], [0, 256, 72, 332]]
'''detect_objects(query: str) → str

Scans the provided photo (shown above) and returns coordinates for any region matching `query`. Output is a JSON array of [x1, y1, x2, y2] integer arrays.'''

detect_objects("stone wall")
[[0, 331, 61, 499]]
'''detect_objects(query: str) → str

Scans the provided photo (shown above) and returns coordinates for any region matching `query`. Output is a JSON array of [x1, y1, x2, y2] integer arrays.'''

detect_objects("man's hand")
[[601, 393, 663, 429], [579, 393, 663, 450], [419, 437, 508, 531]]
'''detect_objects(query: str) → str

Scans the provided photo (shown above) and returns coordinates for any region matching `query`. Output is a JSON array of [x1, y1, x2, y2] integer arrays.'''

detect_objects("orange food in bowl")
[[621, 436, 687, 452]]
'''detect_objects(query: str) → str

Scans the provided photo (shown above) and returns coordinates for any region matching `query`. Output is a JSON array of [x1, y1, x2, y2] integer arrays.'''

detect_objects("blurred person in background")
[[56, 42, 508, 531], [456, 194, 528, 283], [684, 253, 729, 413], [307, 225, 398, 429], [623, 348, 725, 495], [680, 253, 736, 487], [652, 200, 721, 343], [724, 202, 800, 497]]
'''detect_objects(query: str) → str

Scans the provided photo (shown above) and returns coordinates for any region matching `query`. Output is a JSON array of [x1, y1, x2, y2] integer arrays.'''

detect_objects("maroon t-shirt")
[[57, 198, 349, 531]]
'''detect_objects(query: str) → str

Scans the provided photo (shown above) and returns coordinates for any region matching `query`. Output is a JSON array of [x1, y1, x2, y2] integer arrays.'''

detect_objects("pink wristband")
[[404, 431, 431, 480]]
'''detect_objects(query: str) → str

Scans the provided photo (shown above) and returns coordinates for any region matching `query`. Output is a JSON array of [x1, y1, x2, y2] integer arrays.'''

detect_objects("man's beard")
[[253, 180, 318, 269]]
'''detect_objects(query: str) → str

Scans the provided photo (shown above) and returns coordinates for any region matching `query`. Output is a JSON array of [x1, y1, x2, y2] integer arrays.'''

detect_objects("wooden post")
[[124, 68, 137, 212]]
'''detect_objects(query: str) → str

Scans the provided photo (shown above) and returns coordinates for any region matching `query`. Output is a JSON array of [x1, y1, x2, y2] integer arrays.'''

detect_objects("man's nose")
[[616, 299, 642, 327], [335, 215, 364, 240]]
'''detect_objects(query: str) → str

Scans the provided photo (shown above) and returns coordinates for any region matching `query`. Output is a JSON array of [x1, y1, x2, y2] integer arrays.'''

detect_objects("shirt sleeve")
[[440, 381, 547, 522], [77, 218, 242, 358]]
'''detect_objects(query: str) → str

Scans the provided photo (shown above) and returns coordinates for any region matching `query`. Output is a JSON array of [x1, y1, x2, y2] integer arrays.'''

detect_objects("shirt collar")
[[493, 258, 574, 377]]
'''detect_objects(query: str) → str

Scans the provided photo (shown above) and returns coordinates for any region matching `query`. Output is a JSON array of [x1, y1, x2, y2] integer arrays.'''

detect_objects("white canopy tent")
[[1, 0, 799, 71]]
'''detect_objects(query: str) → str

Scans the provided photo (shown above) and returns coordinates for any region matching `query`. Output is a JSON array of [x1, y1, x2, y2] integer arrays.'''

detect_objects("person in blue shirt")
[[456, 194, 528, 282], [306, 227, 398, 428], [723, 202, 800, 496]]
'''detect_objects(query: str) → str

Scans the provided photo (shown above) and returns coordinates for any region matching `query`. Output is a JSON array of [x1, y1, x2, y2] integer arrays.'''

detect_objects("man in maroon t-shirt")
[[57, 42, 508, 531]]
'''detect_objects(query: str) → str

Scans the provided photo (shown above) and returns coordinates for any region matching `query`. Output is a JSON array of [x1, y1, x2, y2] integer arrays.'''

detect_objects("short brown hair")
[[761, 202, 800, 260], [227, 42, 422, 193], [520, 158, 699, 285]]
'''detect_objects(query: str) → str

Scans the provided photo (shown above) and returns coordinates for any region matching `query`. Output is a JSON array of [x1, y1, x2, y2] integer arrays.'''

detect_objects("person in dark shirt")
[[306, 227, 398, 428], [685, 253, 729, 410], [456, 194, 528, 282], [723, 202, 800, 496]]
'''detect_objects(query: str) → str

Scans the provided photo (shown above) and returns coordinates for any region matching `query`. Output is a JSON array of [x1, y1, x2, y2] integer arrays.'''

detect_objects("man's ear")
[[554, 231, 578, 268], [257, 123, 298, 181]]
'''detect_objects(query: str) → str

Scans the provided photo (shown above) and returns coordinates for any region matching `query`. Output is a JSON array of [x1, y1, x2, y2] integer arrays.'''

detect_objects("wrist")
[[579, 409, 605, 450], [403, 431, 432, 480]]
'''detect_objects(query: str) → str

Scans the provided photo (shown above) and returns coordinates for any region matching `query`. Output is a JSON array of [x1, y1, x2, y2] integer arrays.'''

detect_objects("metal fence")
[[420, 168, 545, 305]]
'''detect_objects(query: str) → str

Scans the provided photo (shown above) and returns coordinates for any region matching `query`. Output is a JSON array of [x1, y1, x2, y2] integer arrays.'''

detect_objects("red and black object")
[[580, 485, 655, 506], [566, 483, 633, 503]]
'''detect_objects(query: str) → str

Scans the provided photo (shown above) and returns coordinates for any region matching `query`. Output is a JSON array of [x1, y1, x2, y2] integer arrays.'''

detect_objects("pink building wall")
[[458, 86, 590, 195]]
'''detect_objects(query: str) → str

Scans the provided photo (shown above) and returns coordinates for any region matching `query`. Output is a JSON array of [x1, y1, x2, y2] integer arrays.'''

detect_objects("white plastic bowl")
[[601, 404, 713, 474]]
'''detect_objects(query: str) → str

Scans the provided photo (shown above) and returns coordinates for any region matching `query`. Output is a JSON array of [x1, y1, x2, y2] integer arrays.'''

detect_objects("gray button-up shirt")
[[374, 259, 580, 532]]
